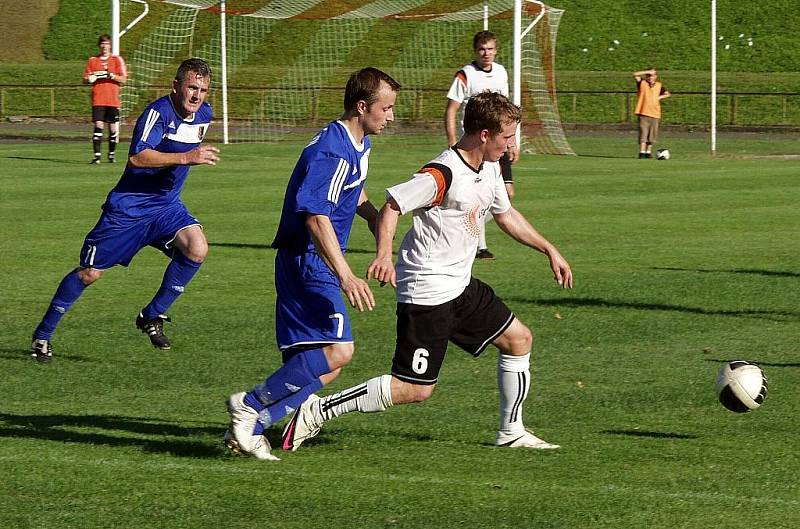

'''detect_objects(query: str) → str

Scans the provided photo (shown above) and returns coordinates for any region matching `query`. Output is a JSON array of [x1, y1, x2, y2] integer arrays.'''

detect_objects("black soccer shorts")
[[391, 277, 515, 385], [92, 106, 120, 123]]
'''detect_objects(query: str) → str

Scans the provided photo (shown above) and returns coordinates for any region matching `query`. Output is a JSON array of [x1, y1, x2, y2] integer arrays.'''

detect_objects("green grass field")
[[1, 134, 798, 528]]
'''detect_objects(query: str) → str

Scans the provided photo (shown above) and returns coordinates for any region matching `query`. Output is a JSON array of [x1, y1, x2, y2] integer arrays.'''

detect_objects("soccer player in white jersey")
[[31, 59, 219, 362], [445, 30, 519, 260], [225, 68, 400, 461], [282, 91, 572, 453]]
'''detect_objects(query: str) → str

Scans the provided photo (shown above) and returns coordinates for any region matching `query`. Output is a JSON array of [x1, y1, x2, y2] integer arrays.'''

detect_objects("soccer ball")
[[656, 148, 670, 160], [715, 361, 768, 413]]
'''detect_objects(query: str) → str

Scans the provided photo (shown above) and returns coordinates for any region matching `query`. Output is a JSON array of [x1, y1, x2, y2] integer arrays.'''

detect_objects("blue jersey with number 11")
[[102, 94, 213, 217]]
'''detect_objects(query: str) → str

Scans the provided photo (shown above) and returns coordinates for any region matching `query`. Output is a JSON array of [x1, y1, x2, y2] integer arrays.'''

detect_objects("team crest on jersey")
[[198, 126, 206, 140]]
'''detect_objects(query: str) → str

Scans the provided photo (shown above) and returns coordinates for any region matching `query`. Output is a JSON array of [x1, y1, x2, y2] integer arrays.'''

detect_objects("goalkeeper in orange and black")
[[83, 34, 128, 164]]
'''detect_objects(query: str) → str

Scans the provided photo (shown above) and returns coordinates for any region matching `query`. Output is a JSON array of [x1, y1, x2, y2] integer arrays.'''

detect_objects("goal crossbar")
[[115, 0, 573, 154]]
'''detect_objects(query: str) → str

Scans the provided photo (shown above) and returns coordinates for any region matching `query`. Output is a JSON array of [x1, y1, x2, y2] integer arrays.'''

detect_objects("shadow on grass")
[[0, 347, 96, 363], [0, 412, 225, 458], [263, 428, 437, 450], [602, 429, 698, 440], [653, 266, 800, 278], [2, 155, 86, 165], [705, 358, 800, 368], [575, 154, 634, 159], [506, 296, 800, 322], [209, 242, 374, 254]]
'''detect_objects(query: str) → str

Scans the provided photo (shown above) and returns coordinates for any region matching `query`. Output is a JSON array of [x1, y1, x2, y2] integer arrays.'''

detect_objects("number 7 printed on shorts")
[[329, 313, 344, 338]]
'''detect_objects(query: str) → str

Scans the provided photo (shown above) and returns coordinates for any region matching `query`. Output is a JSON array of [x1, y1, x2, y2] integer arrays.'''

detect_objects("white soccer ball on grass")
[[656, 148, 670, 160], [715, 361, 768, 413]]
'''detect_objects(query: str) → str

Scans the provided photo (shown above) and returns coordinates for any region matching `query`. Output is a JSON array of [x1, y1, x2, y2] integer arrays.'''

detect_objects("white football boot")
[[281, 394, 322, 452], [496, 429, 560, 449], [225, 392, 280, 461]]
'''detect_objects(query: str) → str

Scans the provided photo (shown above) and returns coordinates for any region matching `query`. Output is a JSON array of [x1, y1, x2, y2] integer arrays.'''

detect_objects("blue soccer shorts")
[[80, 201, 201, 270], [274, 249, 353, 354]]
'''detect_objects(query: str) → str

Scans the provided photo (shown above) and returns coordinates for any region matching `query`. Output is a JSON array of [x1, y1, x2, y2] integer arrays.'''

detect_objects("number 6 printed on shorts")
[[412, 348, 429, 374]]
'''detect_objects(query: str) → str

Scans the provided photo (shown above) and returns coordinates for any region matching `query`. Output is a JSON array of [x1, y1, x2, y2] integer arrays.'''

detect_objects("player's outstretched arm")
[[494, 207, 573, 288], [307, 214, 375, 312], [129, 145, 220, 168], [366, 199, 401, 288]]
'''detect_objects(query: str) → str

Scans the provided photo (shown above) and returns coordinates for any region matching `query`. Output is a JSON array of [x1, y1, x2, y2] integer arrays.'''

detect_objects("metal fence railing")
[[2, 85, 799, 128], [557, 90, 800, 127]]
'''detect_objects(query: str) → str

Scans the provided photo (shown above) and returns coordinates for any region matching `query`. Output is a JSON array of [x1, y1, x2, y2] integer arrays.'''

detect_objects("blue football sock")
[[253, 378, 324, 434], [34, 270, 88, 340], [245, 348, 330, 411], [141, 251, 201, 320]]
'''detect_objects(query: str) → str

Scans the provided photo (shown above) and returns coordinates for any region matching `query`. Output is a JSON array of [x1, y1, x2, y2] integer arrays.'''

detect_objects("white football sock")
[[498, 352, 531, 437], [316, 374, 393, 422]]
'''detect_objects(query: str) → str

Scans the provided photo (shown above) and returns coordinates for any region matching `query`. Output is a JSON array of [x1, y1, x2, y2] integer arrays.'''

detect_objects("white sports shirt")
[[387, 148, 512, 306], [446, 61, 510, 134]]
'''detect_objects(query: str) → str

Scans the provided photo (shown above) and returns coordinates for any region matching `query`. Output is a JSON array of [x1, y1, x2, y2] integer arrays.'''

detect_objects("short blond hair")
[[463, 91, 521, 135]]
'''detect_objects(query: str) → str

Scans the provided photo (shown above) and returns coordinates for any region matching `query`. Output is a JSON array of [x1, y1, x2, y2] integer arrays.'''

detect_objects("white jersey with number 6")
[[386, 147, 511, 306]]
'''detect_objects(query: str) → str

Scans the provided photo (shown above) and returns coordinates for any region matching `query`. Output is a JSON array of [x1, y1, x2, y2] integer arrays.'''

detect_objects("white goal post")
[[114, 0, 573, 155]]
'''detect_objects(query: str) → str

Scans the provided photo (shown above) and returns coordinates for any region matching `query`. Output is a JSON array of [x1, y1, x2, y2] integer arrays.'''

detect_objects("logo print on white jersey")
[[463, 204, 481, 238]]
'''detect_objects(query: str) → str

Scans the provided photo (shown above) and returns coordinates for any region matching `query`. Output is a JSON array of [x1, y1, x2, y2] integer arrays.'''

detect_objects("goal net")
[[119, 0, 573, 155]]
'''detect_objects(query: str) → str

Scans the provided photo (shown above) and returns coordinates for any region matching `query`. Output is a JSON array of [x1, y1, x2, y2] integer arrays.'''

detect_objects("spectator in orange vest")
[[633, 68, 670, 159], [83, 34, 128, 164]]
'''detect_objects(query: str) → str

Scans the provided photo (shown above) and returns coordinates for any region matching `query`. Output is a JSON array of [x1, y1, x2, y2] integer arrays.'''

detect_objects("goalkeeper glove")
[[88, 71, 112, 84]]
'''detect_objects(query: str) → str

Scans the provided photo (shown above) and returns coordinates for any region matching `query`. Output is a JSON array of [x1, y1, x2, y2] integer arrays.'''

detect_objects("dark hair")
[[175, 58, 212, 82], [98, 34, 112, 45], [473, 30, 498, 50], [343, 67, 401, 112], [463, 91, 521, 135]]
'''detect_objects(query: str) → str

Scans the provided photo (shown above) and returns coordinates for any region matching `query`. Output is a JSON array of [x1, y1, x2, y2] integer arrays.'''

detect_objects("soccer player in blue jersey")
[[225, 67, 401, 461], [30, 58, 219, 362]]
